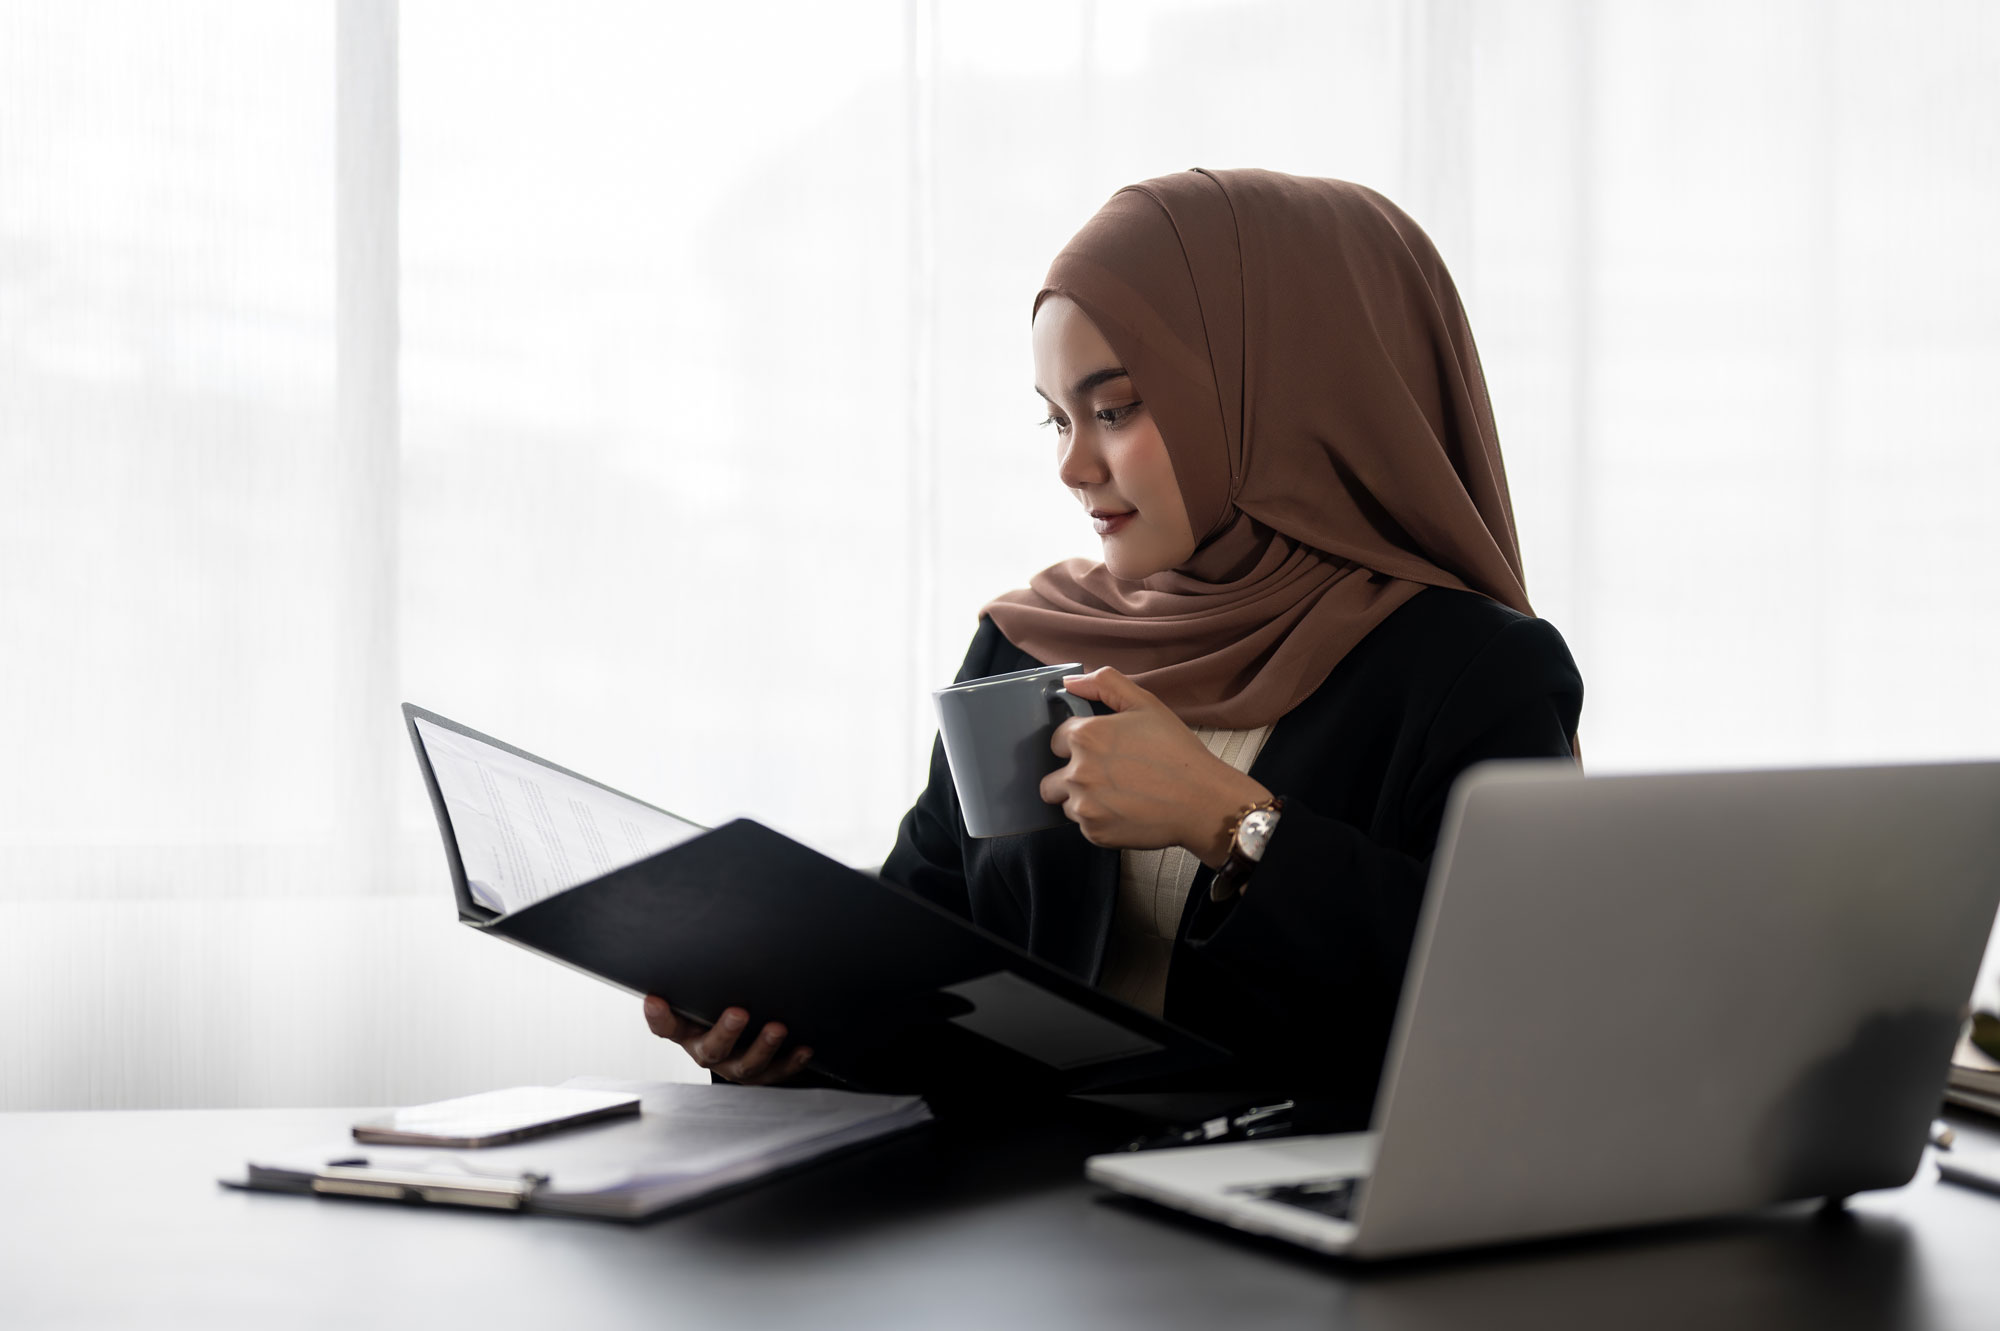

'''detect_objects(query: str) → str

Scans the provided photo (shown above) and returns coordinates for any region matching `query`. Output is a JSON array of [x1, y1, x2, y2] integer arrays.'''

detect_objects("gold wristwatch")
[[1209, 796, 1285, 902]]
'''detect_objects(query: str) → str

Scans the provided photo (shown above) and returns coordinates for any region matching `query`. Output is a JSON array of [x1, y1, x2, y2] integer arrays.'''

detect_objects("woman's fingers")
[[642, 994, 683, 1040], [690, 1008, 750, 1068], [736, 1043, 816, 1086], [641, 996, 811, 1084], [1062, 666, 1157, 714], [720, 1022, 788, 1083]]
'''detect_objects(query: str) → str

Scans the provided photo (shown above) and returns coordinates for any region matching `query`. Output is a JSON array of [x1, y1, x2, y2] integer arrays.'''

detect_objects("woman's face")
[[1032, 296, 1197, 581]]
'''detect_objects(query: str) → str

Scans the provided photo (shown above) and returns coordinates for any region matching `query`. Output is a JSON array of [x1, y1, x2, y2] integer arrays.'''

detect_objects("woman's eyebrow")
[[1033, 366, 1132, 402]]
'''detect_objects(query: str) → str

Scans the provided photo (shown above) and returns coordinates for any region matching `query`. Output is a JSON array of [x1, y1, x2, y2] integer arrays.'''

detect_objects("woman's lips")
[[1091, 509, 1135, 535]]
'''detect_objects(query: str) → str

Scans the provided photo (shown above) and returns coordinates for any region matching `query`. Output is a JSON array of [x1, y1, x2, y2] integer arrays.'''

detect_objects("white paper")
[[414, 718, 704, 916]]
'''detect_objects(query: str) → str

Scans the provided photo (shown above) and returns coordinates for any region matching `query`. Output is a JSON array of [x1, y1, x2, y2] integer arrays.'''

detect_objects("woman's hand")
[[1040, 667, 1273, 867], [642, 995, 814, 1085]]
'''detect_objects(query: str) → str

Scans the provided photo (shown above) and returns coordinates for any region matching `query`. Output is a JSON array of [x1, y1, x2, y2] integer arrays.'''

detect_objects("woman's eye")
[[1096, 401, 1141, 425], [1040, 415, 1070, 434]]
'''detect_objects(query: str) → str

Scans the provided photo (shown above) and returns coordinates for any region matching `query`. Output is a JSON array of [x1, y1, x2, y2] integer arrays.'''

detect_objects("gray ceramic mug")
[[934, 662, 1096, 838]]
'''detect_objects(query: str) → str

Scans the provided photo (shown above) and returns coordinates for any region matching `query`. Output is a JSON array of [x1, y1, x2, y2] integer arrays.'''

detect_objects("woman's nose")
[[1056, 430, 1108, 489]]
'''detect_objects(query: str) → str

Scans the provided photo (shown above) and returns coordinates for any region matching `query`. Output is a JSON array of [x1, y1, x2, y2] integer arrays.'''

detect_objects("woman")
[[645, 168, 1583, 1120]]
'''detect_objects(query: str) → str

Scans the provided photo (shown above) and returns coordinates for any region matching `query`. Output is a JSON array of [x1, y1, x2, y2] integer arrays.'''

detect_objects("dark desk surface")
[[4, 1099, 1999, 1330]]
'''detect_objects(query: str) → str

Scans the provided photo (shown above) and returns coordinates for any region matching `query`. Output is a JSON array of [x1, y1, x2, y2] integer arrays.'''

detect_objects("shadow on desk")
[[660, 1096, 1148, 1251], [615, 1092, 1926, 1331], [1095, 1191, 1920, 1331]]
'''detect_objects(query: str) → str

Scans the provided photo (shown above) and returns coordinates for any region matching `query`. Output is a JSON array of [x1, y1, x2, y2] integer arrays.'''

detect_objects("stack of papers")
[[1948, 1032, 2000, 1119], [239, 1077, 932, 1220]]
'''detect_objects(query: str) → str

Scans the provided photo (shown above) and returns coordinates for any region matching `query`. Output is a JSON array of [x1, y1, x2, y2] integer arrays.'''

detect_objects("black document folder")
[[404, 705, 1229, 1097]]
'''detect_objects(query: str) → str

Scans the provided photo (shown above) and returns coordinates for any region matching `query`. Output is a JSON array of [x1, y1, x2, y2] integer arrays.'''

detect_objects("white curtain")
[[4, 0, 1996, 1109]]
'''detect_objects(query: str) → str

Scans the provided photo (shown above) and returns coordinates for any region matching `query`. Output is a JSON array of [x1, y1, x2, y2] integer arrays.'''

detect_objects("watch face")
[[1239, 808, 1280, 860]]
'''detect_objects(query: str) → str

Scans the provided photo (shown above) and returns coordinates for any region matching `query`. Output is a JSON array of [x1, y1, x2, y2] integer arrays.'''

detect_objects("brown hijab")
[[982, 168, 1536, 731]]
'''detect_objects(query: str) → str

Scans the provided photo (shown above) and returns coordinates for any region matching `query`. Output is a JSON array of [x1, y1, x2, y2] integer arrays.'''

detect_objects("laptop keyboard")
[[1229, 1175, 1359, 1221]]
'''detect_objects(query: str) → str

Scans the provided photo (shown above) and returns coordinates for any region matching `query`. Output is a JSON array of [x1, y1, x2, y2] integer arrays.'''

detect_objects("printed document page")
[[414, 718, 704, 915]]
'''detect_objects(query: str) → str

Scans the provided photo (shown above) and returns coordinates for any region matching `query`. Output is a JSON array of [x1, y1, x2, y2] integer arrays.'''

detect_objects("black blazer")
[[880, 587, 1584, 1123]]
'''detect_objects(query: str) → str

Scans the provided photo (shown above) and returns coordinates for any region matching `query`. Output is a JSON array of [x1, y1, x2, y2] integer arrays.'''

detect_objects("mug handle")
[[1050, 687, 1095, 721]]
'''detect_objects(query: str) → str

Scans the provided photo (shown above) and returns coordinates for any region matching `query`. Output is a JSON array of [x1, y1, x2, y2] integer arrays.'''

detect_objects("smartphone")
[[351, 1085, 642, 1148]]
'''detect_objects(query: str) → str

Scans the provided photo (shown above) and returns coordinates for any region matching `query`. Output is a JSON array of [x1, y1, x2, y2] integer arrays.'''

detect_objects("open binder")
[[404, 705, 1229, 1097]]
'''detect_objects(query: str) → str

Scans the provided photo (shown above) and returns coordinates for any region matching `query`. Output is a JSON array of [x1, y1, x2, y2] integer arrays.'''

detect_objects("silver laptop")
[[1088, 759, 2000, 1259]]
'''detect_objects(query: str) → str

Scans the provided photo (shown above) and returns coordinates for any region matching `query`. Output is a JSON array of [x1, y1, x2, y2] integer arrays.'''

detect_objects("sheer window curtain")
[[3, 0, 1995, 1110]]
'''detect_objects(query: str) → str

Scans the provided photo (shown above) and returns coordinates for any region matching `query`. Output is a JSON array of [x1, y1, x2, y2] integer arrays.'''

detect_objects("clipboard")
[[224, 1079, 937, 1221], [231, 1161, 545, 1210], [403, 704, 1230, 1097]]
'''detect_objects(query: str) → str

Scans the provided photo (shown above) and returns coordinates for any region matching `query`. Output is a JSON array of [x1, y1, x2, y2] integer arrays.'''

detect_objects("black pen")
[[1121, 1100, 1297, 1152]]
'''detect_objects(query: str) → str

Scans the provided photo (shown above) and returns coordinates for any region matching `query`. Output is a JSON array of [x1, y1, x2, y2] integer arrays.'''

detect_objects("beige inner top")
[[1096, 723, 1272, 1018]]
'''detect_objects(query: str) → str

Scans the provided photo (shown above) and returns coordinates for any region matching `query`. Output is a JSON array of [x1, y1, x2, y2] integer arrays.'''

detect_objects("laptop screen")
[[412, 716, 704, 916]]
